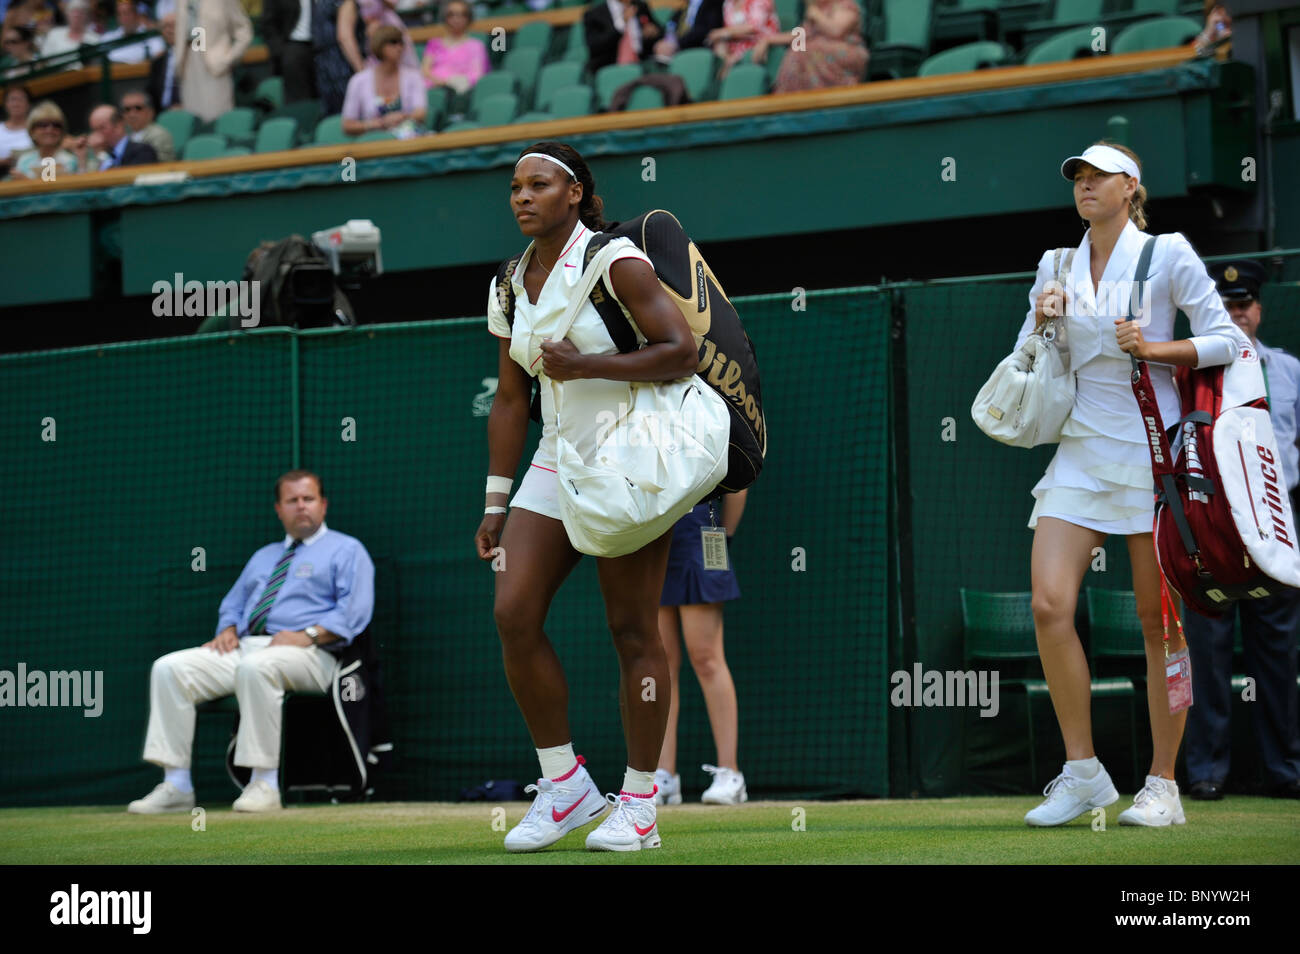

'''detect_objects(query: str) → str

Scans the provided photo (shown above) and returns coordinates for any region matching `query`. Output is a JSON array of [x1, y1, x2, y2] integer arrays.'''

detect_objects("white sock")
[[164, 767, 193, 794], [1067, 757, 1100, 779], [250, 767, 279, 790], [537, 742, 577, 781], [622, 766, 656, 796]]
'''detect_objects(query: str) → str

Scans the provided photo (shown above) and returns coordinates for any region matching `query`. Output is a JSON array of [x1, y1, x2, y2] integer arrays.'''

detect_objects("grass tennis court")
[[4, 799, 1296, 865]]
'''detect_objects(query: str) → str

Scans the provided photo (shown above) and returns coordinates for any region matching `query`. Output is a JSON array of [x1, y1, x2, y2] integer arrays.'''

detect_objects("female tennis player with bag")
[[474, 142, 710, 852], [1009, 142, 1251, 828]]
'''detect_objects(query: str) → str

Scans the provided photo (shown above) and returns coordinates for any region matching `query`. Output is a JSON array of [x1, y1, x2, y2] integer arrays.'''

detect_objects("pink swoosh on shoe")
[[551, 788, 592, 823]]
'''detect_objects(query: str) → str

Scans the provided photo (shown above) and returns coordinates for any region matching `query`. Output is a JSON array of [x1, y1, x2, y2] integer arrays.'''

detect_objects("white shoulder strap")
[[551, 241, 625, 347]]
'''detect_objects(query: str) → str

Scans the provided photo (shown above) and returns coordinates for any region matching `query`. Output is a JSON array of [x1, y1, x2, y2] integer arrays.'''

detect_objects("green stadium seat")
[[513, 20, 553, 54], [917, 40, 1010, 76], [313, 114, 350, 145], [471, 70, 520, 114], [1023, 23, 1103, 64], [994, 0, 1051, 47], [182, 133, 228, 161], [931, 0, 1001, 53], [1084, 588, 1146, 791], [870, 0, 933, 79], [594, 63, 644, 110], [1111, 15, 1200, 53], [476, 91, 521, 125], [513, 110, 554, 123], [960, 589, 1051, 788], [774, 0, 801, 30], [426, 86, 450, 130], [356, 129, 394, 141], [563, 20, 587, 62], [442, 119, 484, 131], [254, 116, 298, 153], [272, 99, 321, 145], [1021, 0, 1104, 49], [253, 75, 284, 111], [548, 83, 594, 118], [222, 146, 252, 157], [535, 60, 584, 112], [719, 62, 767, 99], [213, 106, 258, 147], [765, 43, 788, 85], [666, 48, 715, 102], [155, 109, 198, 154], [503, 46, 544, 107], [625, 85, 666, 110]]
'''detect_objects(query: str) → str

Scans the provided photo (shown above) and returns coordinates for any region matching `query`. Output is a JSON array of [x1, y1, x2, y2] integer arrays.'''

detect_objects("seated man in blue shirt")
[[128, 469, 375, 813]]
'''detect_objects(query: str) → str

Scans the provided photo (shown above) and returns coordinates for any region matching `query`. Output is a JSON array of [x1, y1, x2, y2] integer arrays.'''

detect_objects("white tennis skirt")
[[1028, 416, 1157, 536]]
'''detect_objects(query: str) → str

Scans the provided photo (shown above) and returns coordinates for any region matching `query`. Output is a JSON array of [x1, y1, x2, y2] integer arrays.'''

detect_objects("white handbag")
[[539, 243, 731, 558], [971, 247, 1076, 448]]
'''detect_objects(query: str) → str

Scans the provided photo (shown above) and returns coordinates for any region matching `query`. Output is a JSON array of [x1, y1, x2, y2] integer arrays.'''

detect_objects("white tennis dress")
[[487, 219, 653, 521], [1014, 222, 1248, 535]]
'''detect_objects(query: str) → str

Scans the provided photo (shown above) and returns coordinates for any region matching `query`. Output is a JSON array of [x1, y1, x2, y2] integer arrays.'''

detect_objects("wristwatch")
[[305, 625, 321, 645]]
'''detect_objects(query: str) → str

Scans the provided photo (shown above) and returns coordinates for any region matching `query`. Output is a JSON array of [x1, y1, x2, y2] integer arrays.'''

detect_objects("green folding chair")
[[960, 588, 1052, 788], [563, 21, 587, 62], [313, 114, 350, 145], [624, 85, 666, 110], [774, 0, 801, 30], [1023, 23, 1103, 64], [666, 48, 715, 102], [253, 116, 298, 153], [719, 62, 767, 99], [870, 0, 933, 78], [253, 75, 284, 111], [535, 60, 583, 112], [476, 92, 520, 125], [426, 85, 450, 130], [470, 70, 520, 114], [502, 46, 544, 108], [593, 63, 644, 110], [513, 111, 554, 123], [513, 20, 553, 54], [272, 99, 321, 145]]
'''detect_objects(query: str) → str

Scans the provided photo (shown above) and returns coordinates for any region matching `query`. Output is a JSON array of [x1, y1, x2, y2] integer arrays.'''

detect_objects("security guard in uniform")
[[1183, 260, 1300, 800]]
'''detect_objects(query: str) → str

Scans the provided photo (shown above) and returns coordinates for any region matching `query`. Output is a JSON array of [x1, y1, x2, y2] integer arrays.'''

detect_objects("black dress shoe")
[[1271, 779, 1300, 799], [1188, 780, 1224, 801]]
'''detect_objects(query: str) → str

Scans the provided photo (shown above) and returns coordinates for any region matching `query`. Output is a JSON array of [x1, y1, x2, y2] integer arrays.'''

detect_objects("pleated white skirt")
[[1028, 415, 1156, 536]]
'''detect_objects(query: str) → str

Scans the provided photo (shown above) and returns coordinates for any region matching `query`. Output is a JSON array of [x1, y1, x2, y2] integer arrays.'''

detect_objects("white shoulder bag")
[[541, 243, 731, 558], [971, 247, 1077, 448]]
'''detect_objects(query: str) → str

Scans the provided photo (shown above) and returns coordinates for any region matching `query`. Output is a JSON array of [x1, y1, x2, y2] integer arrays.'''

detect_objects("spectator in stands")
[[313, 0, 365, 115], [127, 470, 375, 815], [147, 12, 181, 109], [757, 0, 866, 93], [652, 0, 722, 62], [341, 21, 423, 135], [1, 24, 38, 76], [40, 0, 101, 61], [1183, 260, 1300, 801], [8, 98, 79, 178], [0, 84, 34, 166], [707, 0, 777, 78], [71, 103, 158, 168], [262, 0, 318, 102], [174, 0, 252, 122], [357, 0, 414, 66], [583, 0, 661, 73], [1195, 2, 1231, 58], [102, 0, 165, 62], [420, 0, 486, 94], [121, 88, 174, 159]]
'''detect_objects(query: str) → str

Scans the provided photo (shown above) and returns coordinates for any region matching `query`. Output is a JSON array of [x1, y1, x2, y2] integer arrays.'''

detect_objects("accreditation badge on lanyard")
[[700, 501, 728, 571], [1160, 578, 1193, 714]]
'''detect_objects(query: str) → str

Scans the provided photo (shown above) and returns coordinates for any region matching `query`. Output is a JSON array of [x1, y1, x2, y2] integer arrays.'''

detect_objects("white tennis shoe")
[[701, 764, 747, 805], [127, 782, 195, 814], [1118, 775, 1186, 827], [653, 769, 682, 806], [504, 761, 607, 852], [585, 792, 661, 852], [232, 779, 283, 812], [1024, 763, 1119, 826]]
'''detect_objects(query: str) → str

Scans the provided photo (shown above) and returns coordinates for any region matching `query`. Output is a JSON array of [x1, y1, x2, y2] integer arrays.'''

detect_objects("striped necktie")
[[248, 540, 301, 635]]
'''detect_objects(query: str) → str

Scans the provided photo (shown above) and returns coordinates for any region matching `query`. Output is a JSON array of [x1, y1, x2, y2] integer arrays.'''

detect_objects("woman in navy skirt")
[[655, 489, 748, 805]]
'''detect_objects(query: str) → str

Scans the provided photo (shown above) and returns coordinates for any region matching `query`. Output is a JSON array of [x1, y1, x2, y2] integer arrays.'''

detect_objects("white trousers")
[[142, 636, 338, 770]]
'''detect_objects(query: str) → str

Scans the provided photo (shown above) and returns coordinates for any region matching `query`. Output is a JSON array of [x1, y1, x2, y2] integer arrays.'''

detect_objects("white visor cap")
[[1060, 144, 1140, 185]]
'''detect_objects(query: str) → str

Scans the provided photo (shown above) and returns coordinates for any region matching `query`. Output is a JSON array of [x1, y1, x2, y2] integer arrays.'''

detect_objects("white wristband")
[[486, 476, 514, 496], [485, 506, 507, 515]]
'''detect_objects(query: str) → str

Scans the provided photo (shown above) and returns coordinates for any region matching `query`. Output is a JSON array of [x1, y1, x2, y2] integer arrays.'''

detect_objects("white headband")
[[515, 152, 576, 181], [1060, 144, 1141, 185]]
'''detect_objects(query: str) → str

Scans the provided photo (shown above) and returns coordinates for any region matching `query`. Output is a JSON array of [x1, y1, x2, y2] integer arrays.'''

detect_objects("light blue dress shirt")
[[1259, 340, 1300, 492], [215, 523, 375, 646]]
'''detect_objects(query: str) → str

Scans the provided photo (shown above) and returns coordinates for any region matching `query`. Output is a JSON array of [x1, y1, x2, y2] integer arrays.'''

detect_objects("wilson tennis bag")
[[1128, 240, 1300, 617]]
